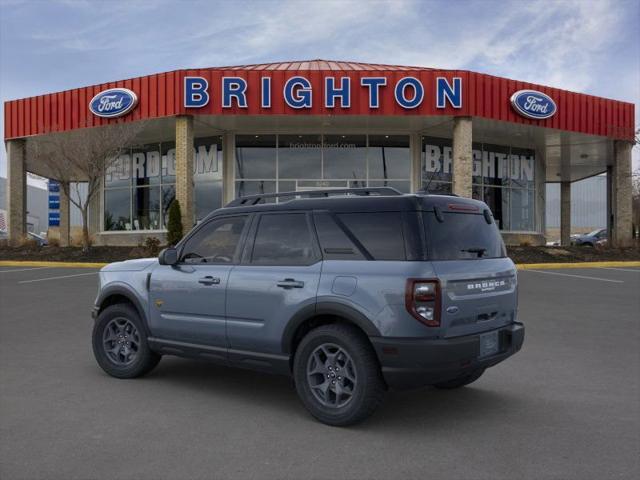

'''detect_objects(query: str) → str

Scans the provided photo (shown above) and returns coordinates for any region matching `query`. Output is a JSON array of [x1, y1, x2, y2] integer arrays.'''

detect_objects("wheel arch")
[[282, 302, 381, 357], [96, 285, 151, 336]]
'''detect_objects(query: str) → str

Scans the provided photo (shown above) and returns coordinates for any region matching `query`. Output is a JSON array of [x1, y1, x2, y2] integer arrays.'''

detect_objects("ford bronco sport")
[[92, 188, 524, 426]]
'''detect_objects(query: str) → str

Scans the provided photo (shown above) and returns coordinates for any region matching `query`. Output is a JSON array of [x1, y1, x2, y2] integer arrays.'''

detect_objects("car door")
[[226, 212, 322, 368], [148, 214, 250, 352]]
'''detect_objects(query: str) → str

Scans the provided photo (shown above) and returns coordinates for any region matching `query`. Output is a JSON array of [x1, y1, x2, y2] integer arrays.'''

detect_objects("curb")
[[516, 261, 640, 270], [1, 260, 639, 270], [0, 260, 108, 268]]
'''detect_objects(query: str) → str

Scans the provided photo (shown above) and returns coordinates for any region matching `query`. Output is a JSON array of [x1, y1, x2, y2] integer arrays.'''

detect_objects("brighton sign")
[[89, 88, 138, 118], [510, 89, 557, 120], [183, 76, 464, 110]]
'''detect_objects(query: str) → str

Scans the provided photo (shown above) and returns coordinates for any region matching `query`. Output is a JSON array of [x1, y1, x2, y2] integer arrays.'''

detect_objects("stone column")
[[6, 139, 27, 245], [59, 182, 70, 247], [175, 115, 194, 233], [222, 133, 235, 205], [452, 117, 473, 197], [560, 181, 571, 246], [610, 141, 633, 247]]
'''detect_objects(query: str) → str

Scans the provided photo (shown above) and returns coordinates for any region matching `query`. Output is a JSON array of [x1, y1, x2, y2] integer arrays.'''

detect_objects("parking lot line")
[[598, 267, 640, 273], [523, 269, 624, 283], [0, 266, 53, 273], [18, 271, 98, 284]]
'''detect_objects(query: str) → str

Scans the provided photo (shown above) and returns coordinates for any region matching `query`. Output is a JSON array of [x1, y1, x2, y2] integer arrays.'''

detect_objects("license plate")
[[479, 331, 499, 358]]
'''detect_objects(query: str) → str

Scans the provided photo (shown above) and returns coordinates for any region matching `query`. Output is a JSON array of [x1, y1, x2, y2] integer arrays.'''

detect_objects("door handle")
[[198, 276, 221, 286], [277, 278, 305, 289]]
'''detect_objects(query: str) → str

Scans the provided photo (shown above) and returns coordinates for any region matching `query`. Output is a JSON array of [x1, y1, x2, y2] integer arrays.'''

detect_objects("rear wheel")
[[433, 368, 485, 389], [92, 303, 161, 379], [293, 324, 385, 426]]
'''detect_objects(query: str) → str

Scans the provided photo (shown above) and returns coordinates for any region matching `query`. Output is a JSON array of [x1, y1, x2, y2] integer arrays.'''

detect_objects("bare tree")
[[27, 122, 143, 251]]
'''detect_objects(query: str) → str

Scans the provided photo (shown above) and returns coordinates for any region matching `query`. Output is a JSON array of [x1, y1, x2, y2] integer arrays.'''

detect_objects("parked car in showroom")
[[91, 188, 524, 426], [571, 228, 607, 247]]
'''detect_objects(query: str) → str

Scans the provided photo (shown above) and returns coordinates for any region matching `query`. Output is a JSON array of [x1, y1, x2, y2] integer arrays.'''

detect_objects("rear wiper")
[[461, 247, 487, 258]]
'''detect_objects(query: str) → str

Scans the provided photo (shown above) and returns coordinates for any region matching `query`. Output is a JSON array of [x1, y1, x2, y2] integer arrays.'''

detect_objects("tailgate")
[[432, 258, 517, 338]]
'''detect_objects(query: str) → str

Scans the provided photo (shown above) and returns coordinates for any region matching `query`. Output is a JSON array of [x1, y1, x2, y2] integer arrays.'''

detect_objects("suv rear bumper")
[[370, 323, 524, 390]]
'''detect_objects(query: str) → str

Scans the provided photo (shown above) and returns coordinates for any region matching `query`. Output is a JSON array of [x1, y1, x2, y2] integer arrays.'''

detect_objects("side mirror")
[[158, 247, 178, 266]]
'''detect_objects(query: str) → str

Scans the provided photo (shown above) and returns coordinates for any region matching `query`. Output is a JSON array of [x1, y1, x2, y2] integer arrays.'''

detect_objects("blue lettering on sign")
[[394, 77, 424, 109], [222, 77, 248, 108], [184, 77, 209, 108], [325, 77, 351, 108], [510, 89, 556, 119], [48, 212, 60, 227], [48, 181, 60, 193], [49, 199, 60, 210], [436, 77, 462, 108], [89, 88, 138, 118], [283, 76, 312, 109], [360, 77, 387, 108], [261, 77, 271, 108]]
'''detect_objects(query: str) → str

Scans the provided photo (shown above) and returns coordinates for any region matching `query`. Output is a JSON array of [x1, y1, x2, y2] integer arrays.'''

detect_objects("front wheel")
[[293, 324, 385, 426], [92, 303, 161, 379]]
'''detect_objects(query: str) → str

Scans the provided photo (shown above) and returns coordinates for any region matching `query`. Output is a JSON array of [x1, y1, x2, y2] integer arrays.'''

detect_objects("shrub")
[[144, 236, 161, 257], [166, 200, 183, 246]]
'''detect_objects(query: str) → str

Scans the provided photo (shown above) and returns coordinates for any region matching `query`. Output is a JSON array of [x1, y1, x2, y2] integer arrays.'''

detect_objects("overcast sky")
[[1, 0, 638, 182]]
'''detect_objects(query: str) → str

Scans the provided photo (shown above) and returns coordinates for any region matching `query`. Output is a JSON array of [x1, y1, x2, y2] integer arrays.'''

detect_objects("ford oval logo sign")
[[89, 88, 138, 118], [510, 89, 556, 120]]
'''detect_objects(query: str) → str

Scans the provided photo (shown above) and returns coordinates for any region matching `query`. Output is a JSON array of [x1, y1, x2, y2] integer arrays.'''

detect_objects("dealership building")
[[3, 60, 636, 246]]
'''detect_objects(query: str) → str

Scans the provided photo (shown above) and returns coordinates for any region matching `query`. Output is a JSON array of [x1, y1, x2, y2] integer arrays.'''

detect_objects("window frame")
[[176, 214, 251, 265], [242, 211, 322, 267]]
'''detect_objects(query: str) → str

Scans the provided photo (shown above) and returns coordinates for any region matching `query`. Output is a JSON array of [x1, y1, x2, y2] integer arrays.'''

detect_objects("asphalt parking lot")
[[1, 265, 639, 480]]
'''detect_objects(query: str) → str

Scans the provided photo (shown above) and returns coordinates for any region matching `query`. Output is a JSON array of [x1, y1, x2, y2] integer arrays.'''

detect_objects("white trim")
[[394, 77, 424, 109], [324, 77, 351, 108]]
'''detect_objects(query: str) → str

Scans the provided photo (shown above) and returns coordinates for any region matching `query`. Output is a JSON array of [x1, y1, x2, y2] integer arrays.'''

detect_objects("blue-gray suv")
[[91, 188, 524, 426]]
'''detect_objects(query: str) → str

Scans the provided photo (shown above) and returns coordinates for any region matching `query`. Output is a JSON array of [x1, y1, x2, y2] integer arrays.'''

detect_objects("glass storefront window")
[[369, 135, 410, 180], [235, 135, 276, 179], [104, 137, 224, 231], [421, 136, 537, 232], [132, 186, 161, 230], [278, 134, 322, 179], [323, 135, 367, 180], [104, 188, 131, 231]]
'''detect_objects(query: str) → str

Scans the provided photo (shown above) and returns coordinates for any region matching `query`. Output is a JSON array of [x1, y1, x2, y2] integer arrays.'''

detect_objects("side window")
[[337, 212, 406, 260], [313, 212, 365, 260], [251, 213, 318, 265], [180, 216, 247, 264]]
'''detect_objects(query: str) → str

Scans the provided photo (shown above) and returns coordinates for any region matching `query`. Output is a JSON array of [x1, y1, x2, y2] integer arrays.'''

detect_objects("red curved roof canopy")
[[3, 59, 635, 141]]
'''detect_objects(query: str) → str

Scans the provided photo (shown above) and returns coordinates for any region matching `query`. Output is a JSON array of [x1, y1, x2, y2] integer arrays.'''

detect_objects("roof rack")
[[225, 187, 402, 207]]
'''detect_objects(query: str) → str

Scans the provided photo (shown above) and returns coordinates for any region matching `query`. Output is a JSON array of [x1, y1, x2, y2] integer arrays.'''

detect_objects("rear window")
[[424, 212, 506, 260]]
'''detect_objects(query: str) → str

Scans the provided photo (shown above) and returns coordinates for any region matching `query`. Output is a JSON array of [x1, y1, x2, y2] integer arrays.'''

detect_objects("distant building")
[[0, 177, 48, 234]]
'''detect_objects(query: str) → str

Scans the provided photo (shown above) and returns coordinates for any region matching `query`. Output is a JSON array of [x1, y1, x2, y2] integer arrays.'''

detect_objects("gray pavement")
[[1, 265, 639, 480]]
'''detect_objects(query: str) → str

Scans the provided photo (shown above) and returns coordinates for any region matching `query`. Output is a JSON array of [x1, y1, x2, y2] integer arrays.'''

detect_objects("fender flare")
[[95, 284, 151, 336], [281, 301, 381, 354]]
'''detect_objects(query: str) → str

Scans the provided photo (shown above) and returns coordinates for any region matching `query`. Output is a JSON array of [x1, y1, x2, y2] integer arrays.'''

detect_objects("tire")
[[433, 368, 485, 390], [293, 324, 385, 426], [92, 303, 161, 379]]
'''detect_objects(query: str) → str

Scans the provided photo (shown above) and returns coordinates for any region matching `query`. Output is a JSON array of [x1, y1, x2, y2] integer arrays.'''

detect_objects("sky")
[[0, 0, 639, 183]]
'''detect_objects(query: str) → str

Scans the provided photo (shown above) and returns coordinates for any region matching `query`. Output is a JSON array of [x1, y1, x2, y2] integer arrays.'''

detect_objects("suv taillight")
[[405, 279, 441, 327]]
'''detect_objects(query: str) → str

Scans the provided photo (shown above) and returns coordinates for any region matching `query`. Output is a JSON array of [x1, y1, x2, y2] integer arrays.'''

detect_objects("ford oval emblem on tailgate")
[[446, 306, 459, 314]]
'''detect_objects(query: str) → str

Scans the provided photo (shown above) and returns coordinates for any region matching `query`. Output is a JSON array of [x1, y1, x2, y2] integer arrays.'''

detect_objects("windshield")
[[587, 229, 603, 237], [424, 211, 506, 260]]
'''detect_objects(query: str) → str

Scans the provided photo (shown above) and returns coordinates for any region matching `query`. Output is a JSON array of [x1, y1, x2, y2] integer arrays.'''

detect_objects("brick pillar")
[[560, 181, 571, 246], [452, 117, 473, 197], [175, 115, 194, 233], [59, 181, 70, 247], [6, 139, 27, 245], [222, 133, 235, 205], [611, 141, 633, 247]]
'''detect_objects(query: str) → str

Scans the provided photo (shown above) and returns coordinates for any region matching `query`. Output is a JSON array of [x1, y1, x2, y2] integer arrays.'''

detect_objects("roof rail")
[[225, 187, 402, 207]]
